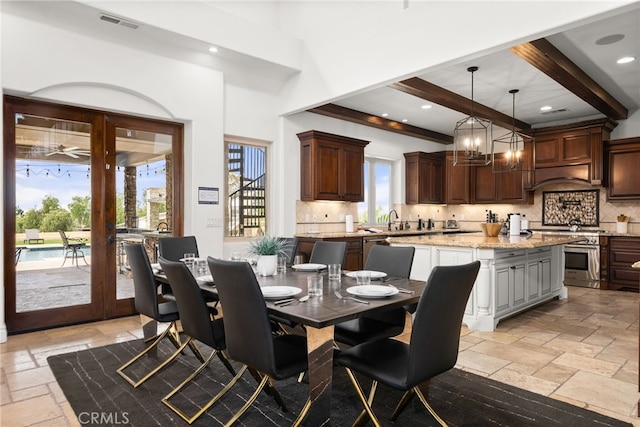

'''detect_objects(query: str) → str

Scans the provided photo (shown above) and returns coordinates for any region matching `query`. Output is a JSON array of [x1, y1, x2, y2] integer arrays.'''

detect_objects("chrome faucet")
[[156, 222, 169, 231], [387, 209, 399, 231], [568, 218, 581, 232]]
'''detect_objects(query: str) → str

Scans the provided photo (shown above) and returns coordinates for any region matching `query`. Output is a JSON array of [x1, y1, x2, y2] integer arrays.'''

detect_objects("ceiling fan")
[[45, 145, 90, 159]]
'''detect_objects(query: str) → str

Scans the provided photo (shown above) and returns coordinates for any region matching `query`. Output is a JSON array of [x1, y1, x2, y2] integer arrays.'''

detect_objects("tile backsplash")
[[542, 190, 599, 226], [296, 183, 640, 234]]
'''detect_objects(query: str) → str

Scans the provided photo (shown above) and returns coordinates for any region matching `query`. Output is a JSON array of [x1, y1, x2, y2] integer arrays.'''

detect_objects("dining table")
[[154, 263, 427, 426]]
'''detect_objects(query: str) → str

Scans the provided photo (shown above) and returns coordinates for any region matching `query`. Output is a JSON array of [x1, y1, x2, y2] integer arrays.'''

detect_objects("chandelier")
[[453, 66, 493, 166], [493, 89, 530, 173]]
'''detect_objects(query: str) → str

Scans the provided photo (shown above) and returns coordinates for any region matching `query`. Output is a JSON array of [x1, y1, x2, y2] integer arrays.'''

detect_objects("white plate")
[[151, 263, 162, 271], [179, 257, 205, 262], [346, 285, 398, 298], [291, 263, 327, 271], [196, 274, 214, 283], [345, 270, 388, 280], [261, 286, 302, 299]]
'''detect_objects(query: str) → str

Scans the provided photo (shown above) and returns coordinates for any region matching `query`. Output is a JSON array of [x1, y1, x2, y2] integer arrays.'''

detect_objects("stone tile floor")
[[1, 286, 639, 426]]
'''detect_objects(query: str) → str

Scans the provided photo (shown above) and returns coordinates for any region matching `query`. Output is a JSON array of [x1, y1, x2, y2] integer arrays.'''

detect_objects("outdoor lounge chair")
[[24, 229, 44, 244]]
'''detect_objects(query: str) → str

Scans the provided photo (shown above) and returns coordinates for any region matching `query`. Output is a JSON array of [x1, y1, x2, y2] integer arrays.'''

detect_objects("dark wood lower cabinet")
[[608, 236, 640, 292], [295, 237, 363, 271]]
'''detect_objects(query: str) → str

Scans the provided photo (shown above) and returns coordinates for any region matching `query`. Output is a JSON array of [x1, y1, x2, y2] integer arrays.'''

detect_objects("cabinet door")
[[472, 163, 498, 203], [607, 143, 640, 200], [405, 155, 419, 205], [511, 263, 527, 308], [495, 264, 511, 315], [445, 157, 470, 204], [500, 168, 528, 203], [315, 142, 341, 200], [540, 257, 552, 293], [341, 144, 365, 201]]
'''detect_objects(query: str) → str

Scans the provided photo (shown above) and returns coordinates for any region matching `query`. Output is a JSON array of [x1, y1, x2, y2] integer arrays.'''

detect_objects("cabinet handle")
[[510, 266, 516, 269]]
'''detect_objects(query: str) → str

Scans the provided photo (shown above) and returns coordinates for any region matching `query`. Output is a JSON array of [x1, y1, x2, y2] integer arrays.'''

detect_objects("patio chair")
[[24, 229, 44, 244], [59, 230, 88, 267]]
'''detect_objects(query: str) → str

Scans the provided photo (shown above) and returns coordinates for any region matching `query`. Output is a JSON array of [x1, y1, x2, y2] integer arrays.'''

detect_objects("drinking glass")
[[307, 275, 323, 297], [231, 252, 242, 261], [328, 263, 341, 282], [356, 270, 371, 286], [277, 256, 287, 273]]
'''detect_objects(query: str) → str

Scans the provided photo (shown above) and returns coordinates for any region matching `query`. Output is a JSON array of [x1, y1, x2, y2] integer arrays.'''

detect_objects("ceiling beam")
[[510, 38, 628, 120], [390, 77, 531, 131], [308, 103, 453, 145]]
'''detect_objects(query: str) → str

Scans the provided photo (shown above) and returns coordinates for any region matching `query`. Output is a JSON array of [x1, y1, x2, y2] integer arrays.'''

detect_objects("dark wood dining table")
[[156, 266, 427, 425]]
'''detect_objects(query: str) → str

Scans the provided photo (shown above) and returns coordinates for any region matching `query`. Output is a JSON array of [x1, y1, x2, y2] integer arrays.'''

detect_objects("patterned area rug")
[[48, 338, 632, 426]]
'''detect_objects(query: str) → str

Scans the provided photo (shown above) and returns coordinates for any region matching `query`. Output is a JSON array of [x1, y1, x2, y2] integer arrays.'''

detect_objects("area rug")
[[48, 338, 631, 426]]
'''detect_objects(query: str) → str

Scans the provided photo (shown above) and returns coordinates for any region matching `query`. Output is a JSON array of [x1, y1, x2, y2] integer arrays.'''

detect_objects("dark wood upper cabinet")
[[604, 137, 640, 201], [298, 130, 369, 202], [470, 159, 532, 204], [445, 152, 471, 205], [404, 151, 444, 204], [527, 118, 617, 188]]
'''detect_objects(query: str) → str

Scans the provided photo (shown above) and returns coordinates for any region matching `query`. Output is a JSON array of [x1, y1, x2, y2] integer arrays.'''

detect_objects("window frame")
[[359, 156, 393, 226], [224, 135, 270, 239]]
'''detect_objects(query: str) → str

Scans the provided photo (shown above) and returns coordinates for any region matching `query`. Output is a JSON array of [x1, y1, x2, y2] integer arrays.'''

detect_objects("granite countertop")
[[387, 233, 585, 249], [294, 228, 453, 239]]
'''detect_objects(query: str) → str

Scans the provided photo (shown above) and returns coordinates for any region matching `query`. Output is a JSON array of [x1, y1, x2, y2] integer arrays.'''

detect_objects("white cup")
[[328, 263, 341, 282], [356, 270, 371, 286], [307, 275, 323, 297]]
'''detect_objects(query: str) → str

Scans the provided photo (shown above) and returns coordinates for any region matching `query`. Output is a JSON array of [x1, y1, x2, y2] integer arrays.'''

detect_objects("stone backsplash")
[[296, 183, 640, 234]]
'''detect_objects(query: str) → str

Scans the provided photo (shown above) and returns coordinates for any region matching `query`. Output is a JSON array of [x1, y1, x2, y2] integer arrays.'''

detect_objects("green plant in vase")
[[248, 235, 284, 276]]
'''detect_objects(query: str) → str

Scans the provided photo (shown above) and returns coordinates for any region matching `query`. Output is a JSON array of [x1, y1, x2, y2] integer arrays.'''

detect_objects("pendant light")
[[453, 66, 493, 166], [492, 89, 530, 173]]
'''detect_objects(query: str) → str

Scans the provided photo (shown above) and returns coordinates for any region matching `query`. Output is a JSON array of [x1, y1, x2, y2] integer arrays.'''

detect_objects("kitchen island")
[[387, 233, 584, 331]]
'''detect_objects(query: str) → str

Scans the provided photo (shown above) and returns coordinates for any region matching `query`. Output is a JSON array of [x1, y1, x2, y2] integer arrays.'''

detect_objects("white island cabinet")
[[388, 233, 580, 331]]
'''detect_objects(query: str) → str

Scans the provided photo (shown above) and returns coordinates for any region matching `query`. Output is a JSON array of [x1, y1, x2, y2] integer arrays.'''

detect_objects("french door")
[[4, 96, 183, 333]]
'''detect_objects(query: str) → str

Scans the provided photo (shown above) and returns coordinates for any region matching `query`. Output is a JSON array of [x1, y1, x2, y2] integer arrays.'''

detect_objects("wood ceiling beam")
[[308, 103, 453, 145], [510, 38, 628, 120], [390, 77, 531, 131]]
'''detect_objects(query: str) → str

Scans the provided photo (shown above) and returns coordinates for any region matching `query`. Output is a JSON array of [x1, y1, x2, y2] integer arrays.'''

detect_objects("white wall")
[[0, 11, 228, 341]]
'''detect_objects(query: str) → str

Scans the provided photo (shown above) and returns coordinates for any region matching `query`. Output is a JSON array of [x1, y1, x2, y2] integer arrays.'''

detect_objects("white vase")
[[256, 255, 277, 276]]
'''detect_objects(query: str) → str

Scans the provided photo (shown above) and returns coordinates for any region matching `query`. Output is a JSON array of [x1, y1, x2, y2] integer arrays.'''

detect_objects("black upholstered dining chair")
[[335, 261, 480, 427], [117, 243, 183, 388], [334, 245, 415, 346], [158, 257, 237, 424], [308, 241, 347, 265], [207, 257, 310, 426], [279, 237, 299, 266], [157, 235, 199, 261]]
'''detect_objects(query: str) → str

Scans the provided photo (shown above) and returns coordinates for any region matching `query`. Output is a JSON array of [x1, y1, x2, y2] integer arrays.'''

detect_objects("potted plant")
[[247, 235, 284, 276]]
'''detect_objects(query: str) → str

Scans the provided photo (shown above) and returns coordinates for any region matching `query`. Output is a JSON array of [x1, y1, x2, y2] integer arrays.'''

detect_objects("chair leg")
[[162, 351, 247, 425], [225, 372, 270, 426], [353, 380, 378, 427], [343, 368, 382, 427], [390, 389, 416, 421], [117, 321, 182, 387], [187, 339, 206, 363], [217, 350, 237, 376], [247, 368, 288, 412], [414, 386, 448, 427], [292, 398, 312, 427]]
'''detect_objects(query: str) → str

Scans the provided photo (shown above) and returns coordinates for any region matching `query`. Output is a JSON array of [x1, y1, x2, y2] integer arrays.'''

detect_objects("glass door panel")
[[15, 114, 93, 312]]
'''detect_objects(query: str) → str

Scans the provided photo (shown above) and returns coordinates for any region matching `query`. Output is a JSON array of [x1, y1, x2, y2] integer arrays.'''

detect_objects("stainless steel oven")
[[564, 242, 600, 288], [534, 230, 601, 288]]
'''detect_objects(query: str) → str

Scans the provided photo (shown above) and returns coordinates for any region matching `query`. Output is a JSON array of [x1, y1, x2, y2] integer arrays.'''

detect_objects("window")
[[225, 138, 268, 237], [358, 158, 392, 225]]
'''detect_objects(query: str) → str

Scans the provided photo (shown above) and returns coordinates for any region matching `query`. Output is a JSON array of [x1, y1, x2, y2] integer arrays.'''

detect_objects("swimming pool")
[[19, 246, 92, 262]]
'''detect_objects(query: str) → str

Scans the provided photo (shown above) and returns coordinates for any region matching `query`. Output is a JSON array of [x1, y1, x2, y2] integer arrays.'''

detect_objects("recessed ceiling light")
[[401, 119, 408, 123], [595, 34, 625, 45], [381, 113, 389, 117], [421, 104, 432, 110], [208, 46, 219, 53], [540, 105, 553, 111], [617, 56, 636, 64]]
